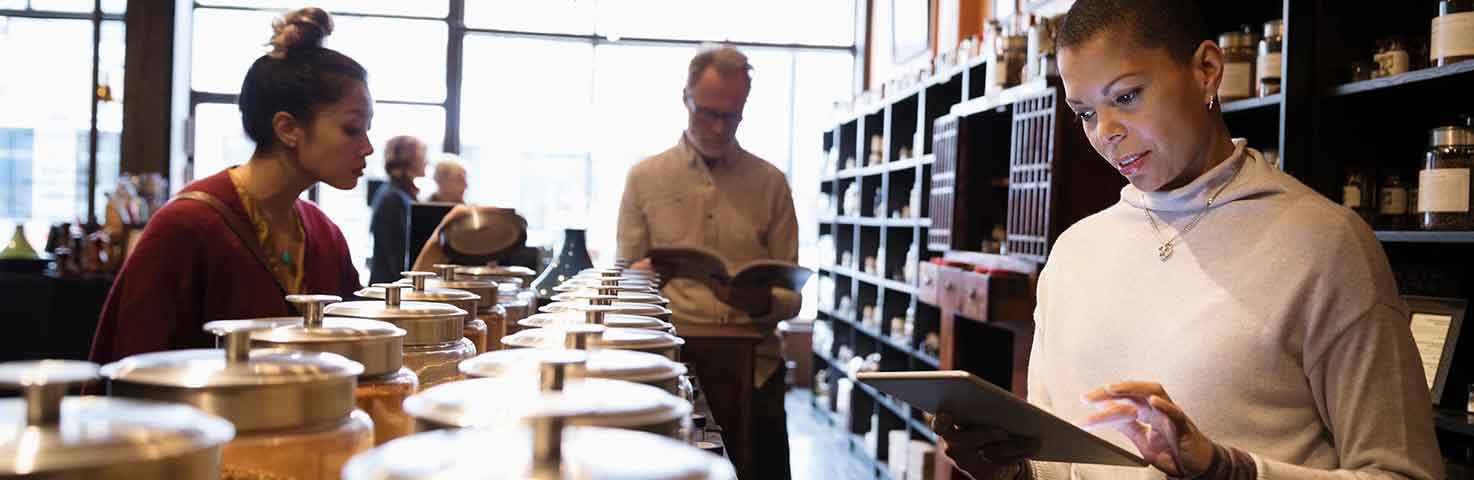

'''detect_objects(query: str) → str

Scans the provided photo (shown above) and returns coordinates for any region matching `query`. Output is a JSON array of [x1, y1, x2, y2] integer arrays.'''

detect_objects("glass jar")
[[1343, 168, 1375, 224], [521, 311, 674, 334], [403, 338, 478, 388], [101, 323, 370, 480], [1376, 36, 1411, 77], [1420, 120, 1474, 230], [221, 409, 374, 480], [0, 361, 235, 479], [461, 347, 688, 396], [1257, 20, 1283, 96], [1218, 27, 1259, 101], [248, 295, 419, 446], [504, 325, 685, 361], [1379, 172, 1411, 230], [377, 271, 483, 354], [355, 368, 418, 445], [324, 284, 475, 388], [1432, 0, 1474, 67]]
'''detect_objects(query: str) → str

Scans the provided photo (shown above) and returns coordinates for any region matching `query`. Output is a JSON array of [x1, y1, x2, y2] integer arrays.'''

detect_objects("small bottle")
[[1257, 20, 1284, 96], [1218, 26, 1259, 101], [1379, 172, 1410, 230], [1343, 169, 1375, 224]]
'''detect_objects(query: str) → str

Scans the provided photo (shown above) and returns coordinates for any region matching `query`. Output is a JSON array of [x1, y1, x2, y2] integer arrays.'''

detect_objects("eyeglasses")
[[685, 96, 743, 124]]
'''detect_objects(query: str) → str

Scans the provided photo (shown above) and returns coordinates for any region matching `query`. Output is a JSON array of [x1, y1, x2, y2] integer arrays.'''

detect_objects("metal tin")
[[341, 425, 734, 480], [248, 295, 407, 377], [460, 347, 687, 395], [503, 326, 685, 361], [363, 271, 480, 318], [0, 360, 234, 479], [1432, 125, 1474, 147], [327, 284, 467, 346], [552, 290, 670, 305], [100, 323, 363, 433], [541, 301, 673, 320], [404, 376, 691, 438]]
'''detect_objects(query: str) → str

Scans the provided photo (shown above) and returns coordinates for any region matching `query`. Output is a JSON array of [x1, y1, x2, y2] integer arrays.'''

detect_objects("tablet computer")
[[857, 370, 1147, 466]]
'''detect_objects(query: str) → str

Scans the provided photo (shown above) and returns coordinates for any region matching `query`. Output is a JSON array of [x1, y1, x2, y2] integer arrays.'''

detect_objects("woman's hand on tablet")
[[1080, 381, 1214, 477], [933, 413, 1041, 480]]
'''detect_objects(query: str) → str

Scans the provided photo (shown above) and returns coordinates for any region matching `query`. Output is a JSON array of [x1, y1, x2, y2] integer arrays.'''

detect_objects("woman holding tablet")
[[934, 1, 1441, 479]]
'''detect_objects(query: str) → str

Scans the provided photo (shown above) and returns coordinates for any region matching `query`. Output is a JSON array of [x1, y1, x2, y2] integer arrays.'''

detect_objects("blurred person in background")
[[427, 154, 467, 204], [368, 134, 427, 284]]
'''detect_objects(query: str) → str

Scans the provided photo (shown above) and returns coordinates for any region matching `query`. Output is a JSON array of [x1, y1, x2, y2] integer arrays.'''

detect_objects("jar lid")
[[341, 425, 733, 480], [404, 377, 690, 432], [520, 312, 673, 333], [553, 282, 658, 294], [1431, 125, 1474, 147], [326, 284, 467, 345], [541, 301, 673, 318], [0, 361, 236, 476], [100, 323, 362, 432], [365, 271, 480, 303], [458, 265, 537, 279], [248, 295, 407, 376], [1262, 19, 1283, 38], [460, 348, 687, 388], [552, 290, 669, 306], [504, 326, 685, 354], [1219, 29, 1258, 48]]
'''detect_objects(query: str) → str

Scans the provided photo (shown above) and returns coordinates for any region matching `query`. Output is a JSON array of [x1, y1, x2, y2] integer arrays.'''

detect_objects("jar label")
[[1219, 62, 1254, 99], [1419, 168, 1472, 213], [1257, 53, 1283, 83], [1343, 185, 1363, 209], [1380, 188, 1409, 215], [1431, 12, 1474, 61], [1386, 50, 1410, 76]]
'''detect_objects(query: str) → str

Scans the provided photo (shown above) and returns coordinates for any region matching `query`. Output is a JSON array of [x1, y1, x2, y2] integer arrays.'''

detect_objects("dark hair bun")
[[268, 7, 334, 59]]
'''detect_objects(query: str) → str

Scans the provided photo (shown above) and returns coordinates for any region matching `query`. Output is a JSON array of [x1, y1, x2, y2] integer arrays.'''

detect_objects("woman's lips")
[[1117, 151, 1150, 177]]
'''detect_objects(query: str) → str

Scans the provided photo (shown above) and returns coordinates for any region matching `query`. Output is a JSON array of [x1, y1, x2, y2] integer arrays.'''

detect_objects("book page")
[[1410, 312, 1453, 390]]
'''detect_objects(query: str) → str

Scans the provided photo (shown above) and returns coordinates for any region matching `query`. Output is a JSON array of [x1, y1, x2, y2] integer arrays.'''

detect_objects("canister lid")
[[248, 295, 407, 376], [403, 376, 690, 432], [341, 425, 733, 480], [520, 312, 672, 332], [541, 301, 672, 318], [326, 284, 467, 345], [0, 360, 235, 476], [363, 271, 480, 303], [460, 348, 686, 387], [1431, 125, 1474, 147]]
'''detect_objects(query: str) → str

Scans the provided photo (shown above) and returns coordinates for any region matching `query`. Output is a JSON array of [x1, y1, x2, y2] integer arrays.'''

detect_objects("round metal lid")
[[520, 312, 672, 332], [553, 283, 658, 294], [551, 290, 669, 305], [459, 265, 537, 277], [0, 384, 235, 476], [326, 284, 467, 345], [246, 295, 406, 376], [364, 271, 480, 303], [504, 326, 685, 352], [1431, 126, 1474, 147], [403, 377, 690, 432], [460, 348, 686, 387], [1219, 29, 1257, 48], [541, 301, 672, 318], [341, 425, 734, 480]]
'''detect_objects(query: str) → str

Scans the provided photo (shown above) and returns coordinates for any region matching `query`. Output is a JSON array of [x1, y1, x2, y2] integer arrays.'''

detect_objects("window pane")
[[195, 0, 447, 18], [95, 20, 124, 224], [459, 35, 593, 237], [190, 103, 254, 182], [465, 0, 594, 35], [792, 50, 854, 318], [0, 1, 24, 10], [594, 0, 723, 42], [192, 9, 447, 103], [735, 49, 794, 173], [723, 0, 855, 46], [27, 0, 90, 12], [0, 17, 93, 231]]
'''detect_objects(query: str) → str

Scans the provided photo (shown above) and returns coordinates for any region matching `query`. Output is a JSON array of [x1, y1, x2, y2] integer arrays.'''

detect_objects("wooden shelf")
[[1221, 93, 1281, 114], [1374, 230, 1474, 244], [1329, 60, 1474, 97]]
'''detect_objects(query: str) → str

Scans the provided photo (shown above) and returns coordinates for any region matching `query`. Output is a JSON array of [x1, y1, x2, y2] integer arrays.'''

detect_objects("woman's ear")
[[272, 111, 303, 150], [1193, 40, 1226, 105]]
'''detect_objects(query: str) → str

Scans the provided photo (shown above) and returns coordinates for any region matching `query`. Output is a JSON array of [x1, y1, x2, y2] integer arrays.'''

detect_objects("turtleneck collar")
[[1121, 138, 1281, 213]]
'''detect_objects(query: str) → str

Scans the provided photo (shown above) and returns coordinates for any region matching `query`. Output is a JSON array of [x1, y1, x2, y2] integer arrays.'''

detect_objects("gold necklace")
[[1141, 161, 1242, 261]]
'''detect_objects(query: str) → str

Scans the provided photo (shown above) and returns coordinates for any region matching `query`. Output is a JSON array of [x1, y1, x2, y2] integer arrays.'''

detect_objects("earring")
[[1206, 95, 1219, 112]]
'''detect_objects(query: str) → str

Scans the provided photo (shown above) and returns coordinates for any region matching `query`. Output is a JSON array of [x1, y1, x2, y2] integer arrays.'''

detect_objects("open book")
[[647, 246, 813, 294]]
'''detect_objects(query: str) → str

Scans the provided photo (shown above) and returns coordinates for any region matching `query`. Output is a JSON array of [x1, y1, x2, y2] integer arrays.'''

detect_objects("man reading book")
[[616, 45, 801, 480]]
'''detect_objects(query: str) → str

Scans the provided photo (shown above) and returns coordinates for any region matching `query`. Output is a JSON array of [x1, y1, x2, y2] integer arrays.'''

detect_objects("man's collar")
[[680, 131, 743, 170]]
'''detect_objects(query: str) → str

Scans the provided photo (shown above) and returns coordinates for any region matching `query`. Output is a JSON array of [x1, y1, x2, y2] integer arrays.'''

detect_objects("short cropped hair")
[[1055, 0, 1212, 64], [686, 45, 752, 91]]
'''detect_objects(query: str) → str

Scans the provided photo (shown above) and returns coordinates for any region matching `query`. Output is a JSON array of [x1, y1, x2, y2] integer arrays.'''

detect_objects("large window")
[[184, 1, 856, 278], [0, 3, 124, 249]]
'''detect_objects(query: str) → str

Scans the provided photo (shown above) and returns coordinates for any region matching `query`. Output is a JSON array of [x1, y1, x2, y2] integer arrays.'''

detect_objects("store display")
[[1432, 0, 1474, 66], [101, 322, 373, 480], [0, 360, 235, 478], [1420, 117, 1474, 230], [1258, 20, 1284, 96], [326, 284, 476, 388], [1219, 26, 1259, 102]]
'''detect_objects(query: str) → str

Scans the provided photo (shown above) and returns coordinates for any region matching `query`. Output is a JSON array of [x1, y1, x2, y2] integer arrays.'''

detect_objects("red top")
[[89, 169, 361, 364]]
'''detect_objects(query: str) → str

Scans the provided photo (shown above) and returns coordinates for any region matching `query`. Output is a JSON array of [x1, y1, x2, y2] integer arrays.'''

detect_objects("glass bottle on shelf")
[[1343, 168, 1375, 224], [1378, 36, 1411, 77], [1257, 20, 1283, 96], [1218, 26, 1258, 102], [1432, 0, 1474, 67], [1378, 172, 1410, 230], [1420, 116, 1474, 230]]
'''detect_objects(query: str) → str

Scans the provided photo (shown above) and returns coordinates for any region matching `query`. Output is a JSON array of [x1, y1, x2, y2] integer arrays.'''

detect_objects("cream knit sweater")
[[1025, 139, 1443, 480]]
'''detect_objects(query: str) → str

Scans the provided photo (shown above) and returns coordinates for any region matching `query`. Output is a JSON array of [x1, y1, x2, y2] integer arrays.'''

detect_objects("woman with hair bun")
[[90, 7, 374, 363]]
